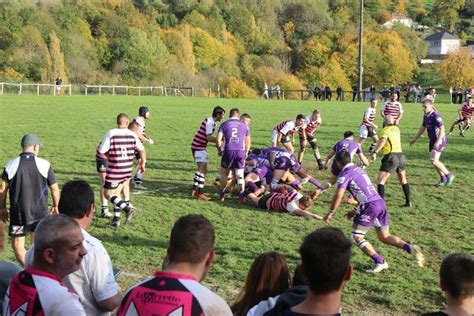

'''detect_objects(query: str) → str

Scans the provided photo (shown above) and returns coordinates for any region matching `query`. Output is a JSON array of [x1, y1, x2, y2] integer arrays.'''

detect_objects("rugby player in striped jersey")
[[271, 114, 306, 154], [190, 106, 225, 201], [297, 109, 324, 168], [359, 98, 379, 153], [380, 92, 403, 126], [97, 113, 146, 227], [448, 95, 473, 137]]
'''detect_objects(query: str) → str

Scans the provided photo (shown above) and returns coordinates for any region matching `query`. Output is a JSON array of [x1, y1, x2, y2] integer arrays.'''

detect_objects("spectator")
[[278, 227, 352, 315], [0, 223, 21, 312], [0, 134, 60, 266], [313, 86, 320, 100], [232, 251, 291, 316], [3, 215, 87, 315], [55, 76, 62, 95], [269, 85, 274, 99], [262, 83, 269, 99], [319, 85, 325, 101], [275, 84, 281, 100], [247, 265, 307, 316], [423, 253, 474, 316], [326, 86, 332, 101], [336, 86, 343, 101], [457, 87, 464, 104], [25, 180, 121, 315], [118, 214, 232, 315], [352, 85, 357, 101], [451, 87, 457, 104]]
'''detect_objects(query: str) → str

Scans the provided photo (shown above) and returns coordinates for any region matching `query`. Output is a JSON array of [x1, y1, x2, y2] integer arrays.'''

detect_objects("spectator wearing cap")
[[0, 134, 59, 266]]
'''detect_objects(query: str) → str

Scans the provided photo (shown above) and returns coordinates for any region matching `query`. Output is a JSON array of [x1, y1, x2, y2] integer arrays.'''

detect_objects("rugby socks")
[[371, 253, 385, 264], [193, 172, 205, 194], [109, 196, 130, 212], [101, 205, 109, 213], [308, 177, 323, 190], [377, 184, 385, 198], [402, 183, 411, 204], [134, 171, 143, 184], [445, 172, 452, 182], [403, 243, 412, 254], [369, 142, 377, 153], [440, 175, 447, 183], [114, 206, 121, 218], [290, 179, 301, 190], [316, 158, 323, 168]]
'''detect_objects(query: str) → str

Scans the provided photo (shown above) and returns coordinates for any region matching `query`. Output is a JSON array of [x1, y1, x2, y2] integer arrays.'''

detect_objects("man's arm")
[[293, 208, 322, 220], [216, 131, 224, 155], [434, 125, 445, 147], [244, 135, 251, 155], [370, 138, 386, 161], [323, 150, 336, 169], [0, 178, 8, 223], [395, 112, 403, 125], [323, 187, 345, 224], [269, 151, 276, 169], [49, 183, 60, 215], [97, 294, 121, 312], [410, 125, 426, 145]]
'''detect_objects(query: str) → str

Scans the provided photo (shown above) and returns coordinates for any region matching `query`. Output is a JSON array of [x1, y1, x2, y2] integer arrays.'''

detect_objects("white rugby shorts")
[[194, 150, 208, 163]]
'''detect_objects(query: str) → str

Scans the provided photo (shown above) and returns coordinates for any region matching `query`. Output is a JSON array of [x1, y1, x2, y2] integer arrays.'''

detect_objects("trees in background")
[[0, 1, 470, 96]]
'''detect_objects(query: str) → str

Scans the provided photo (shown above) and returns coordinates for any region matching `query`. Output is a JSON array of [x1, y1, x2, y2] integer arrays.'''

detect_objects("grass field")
[[0, 95, 472, 314]]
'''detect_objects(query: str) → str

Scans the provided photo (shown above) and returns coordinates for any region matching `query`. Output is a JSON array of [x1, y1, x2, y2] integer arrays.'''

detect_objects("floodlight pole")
[[357, 0, 364, 101]]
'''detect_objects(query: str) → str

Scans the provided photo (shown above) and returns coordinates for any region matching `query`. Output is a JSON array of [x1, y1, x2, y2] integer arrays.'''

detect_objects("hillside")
[[0, 0, 470, 95]]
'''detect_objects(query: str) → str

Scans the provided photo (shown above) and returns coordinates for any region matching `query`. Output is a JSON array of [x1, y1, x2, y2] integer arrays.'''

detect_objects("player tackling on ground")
[[191, 106, 225, 201], [323, 151, 425, 273], [410, 98, 454, 187]]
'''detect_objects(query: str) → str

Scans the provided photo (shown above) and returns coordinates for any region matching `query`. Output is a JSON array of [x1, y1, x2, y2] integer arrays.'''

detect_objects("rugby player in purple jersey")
[[217, 109, 251, 202], [410, 99, 454, 187], [323, 151, 425, 273]]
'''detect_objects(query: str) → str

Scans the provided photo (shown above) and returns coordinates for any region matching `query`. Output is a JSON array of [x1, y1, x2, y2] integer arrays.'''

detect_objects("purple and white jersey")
[[219, 118, 250, 151], [332, 139, 362, 159], [261, 147, 286, 159], [423, 111, 445, 142], [337, 163, 382, 204], [247, 154, 270, 167]]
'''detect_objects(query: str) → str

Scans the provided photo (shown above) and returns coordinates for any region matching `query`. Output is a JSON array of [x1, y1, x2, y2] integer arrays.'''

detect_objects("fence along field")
[[0, 95, 472, 313]]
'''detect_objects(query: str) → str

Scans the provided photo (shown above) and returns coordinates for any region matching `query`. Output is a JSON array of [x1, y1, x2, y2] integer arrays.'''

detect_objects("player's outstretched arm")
[[293, 208, 323, 220], [410, 126, 426, 145], [324, 150, 336, 169], [324, 187, 345, 224]]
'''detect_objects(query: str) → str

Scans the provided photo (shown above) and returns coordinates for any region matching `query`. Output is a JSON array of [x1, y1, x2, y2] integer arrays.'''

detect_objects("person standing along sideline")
[[0, 134, 60, 266], [217, 109, 251, 203], [55, 76, 62, 95], [410, 99, 454, 187], [191, 106, 226, 201]]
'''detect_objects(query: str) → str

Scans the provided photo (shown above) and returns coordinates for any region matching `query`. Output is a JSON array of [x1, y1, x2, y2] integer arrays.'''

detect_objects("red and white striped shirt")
[[381, 101, 403, 119], [273, 120, 301, 135], [302, 115, 322, 136], [98, 128, 144, 183], [191, 116, 216, 151], [95, 142, 107, 160], [460, 102, 473, 118], [361, 107, 376, 127], [266, 191, 302, 212]]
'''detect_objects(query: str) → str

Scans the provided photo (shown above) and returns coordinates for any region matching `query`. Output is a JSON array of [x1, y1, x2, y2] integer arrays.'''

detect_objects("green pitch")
[[0, 96, 472, 313]]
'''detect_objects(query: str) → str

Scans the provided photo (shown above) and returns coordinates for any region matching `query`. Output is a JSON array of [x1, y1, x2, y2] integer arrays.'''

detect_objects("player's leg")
[[359, 125, 368, 147], [396, 155, 411, 207], [376, 171, 391, 199], [133, 151, 146, 190], [308, 138, 323, 169], [11, 235, 26, 267], [270, 169, 286, 191], [219, 167, 230, 201], [283, 141, 295, 154], [245, 172, 262, 193], [234, 168, 245, 202], [350, 224, 388, 273], [297, 134, 306, 163], [104, 182, 130, 226], [247, 192, 261, 205], [376, 227, 425, 267], [271, 130, 278, 147], [192, 150, 209, 197], [120, 181, 136, 224], [448, 119, 458, 135], [430, 150, 453, 186], [296, 169, 323, 190]]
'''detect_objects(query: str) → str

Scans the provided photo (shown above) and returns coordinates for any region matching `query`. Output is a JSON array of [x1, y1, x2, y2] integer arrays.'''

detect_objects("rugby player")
[[380, 92, 403, 126], [247, 189, 322, 220], [97, 113, 146, 227], [370, 115, 411, 207], [410, 99, 454, 187], [132, 106, 153, 190], [359, 98, 379, 153], [217, 109, 251, 202], [297, 109, 324, 168], [271, 114, 306, 154], [191, 106, 225, 201], [448, 95, 473, 137], [323, 151, 425, 273]]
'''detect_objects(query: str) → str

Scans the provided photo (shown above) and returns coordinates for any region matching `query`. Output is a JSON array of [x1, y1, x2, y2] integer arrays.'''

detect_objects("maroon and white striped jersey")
[[95, 142, 107, 160], [191, 116, 216, 151], [460, 102, 473, 118], [361, 107, 377, 127], [273, 120, 301, 135], [97, 128, 144, 183], [381, 101, 403, 119], [302, 115, 322, 136], [265, 191, 303, 212]]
